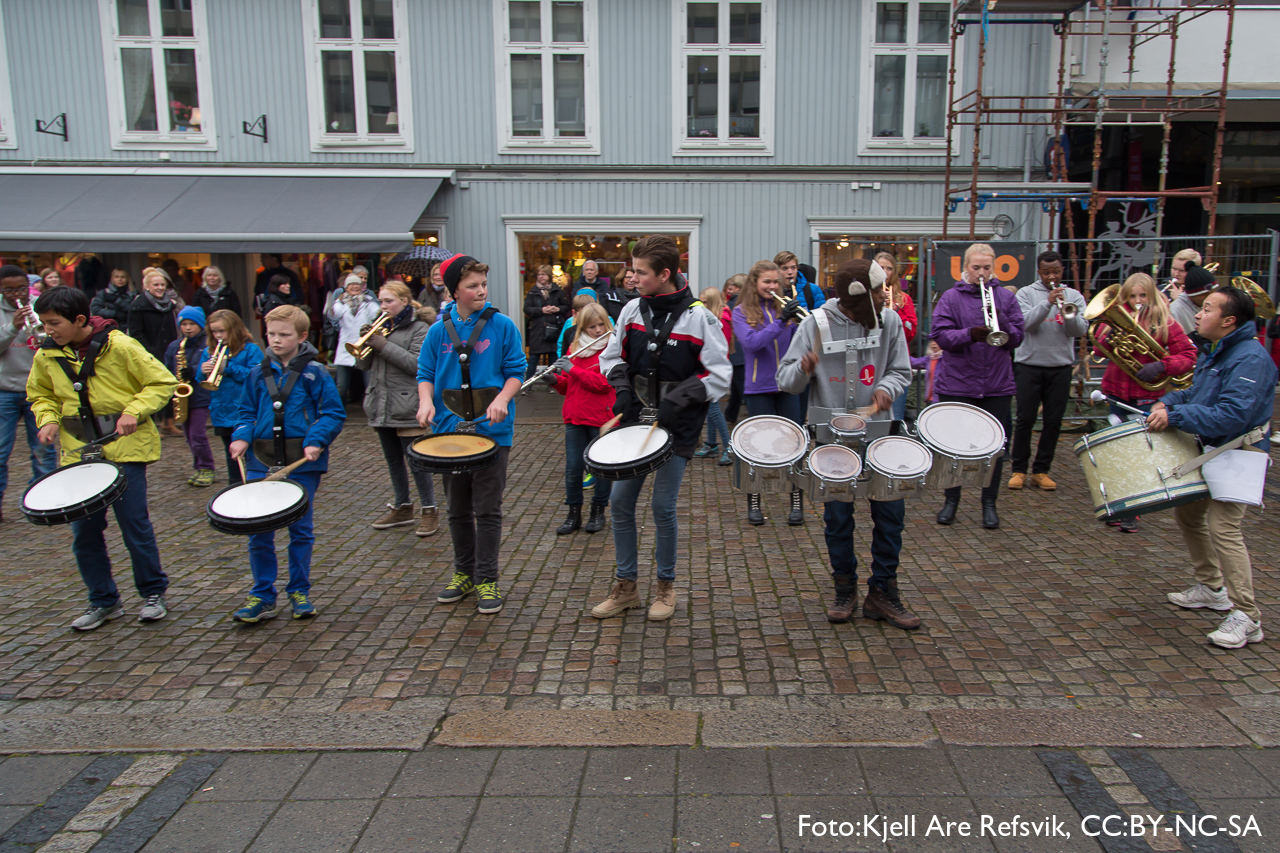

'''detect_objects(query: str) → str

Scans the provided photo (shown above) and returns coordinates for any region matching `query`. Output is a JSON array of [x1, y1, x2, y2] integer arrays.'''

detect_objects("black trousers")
[[938, 393, 1012, 503], [443, 447, 510, 582], [214, 427, 242, 486], [1011, 363, 1073, 475], [725, 364, 745, 423]]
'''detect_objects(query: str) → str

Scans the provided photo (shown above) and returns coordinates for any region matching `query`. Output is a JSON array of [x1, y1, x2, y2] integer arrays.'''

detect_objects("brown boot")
[[648, 579, 677, 621], [591, 579, 641, 618], [372, 503, 416, 529], [827, 575, 858, 623], [863, 583, 922, 630], [416, 506, 440, 537]]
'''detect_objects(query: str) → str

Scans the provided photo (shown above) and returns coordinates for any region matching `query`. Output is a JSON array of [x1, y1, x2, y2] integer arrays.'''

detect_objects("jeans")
[[725, 364, 745, 423], [375, 427, 435, 507], [704, 399, 731, 448], [247, 470, 321, 603], [610, 455, 689, 582], [564, 424, 611, 507], [0, 390, 57, 503], [1011, 363, 1073, 475], [891, 391, 908, 422], [215, 428, 242, 486], [334, 365, 367, 405], [443, 447, 510, 582], [824, 498, 906, 590], [938, 394, 1012, 503], [71, 462, 168, 608], [183, 406, 215, 471], [744, 391, 803, 424]]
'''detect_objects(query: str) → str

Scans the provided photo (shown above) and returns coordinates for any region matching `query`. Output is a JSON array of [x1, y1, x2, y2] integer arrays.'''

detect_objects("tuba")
[[1232, 276, 1276, 320], [1085, 284, 1193, 393], [173, 337, 193, 424]]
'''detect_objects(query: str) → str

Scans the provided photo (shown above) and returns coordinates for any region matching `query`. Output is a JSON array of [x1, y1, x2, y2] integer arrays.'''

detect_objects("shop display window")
[[516, 233, 688, 298]]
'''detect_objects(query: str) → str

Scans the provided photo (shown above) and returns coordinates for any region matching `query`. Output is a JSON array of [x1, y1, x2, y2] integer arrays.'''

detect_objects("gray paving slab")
[[676, 795, 781, 852], [948, 748, 1064, 798], [0, 754, 131, 848], [1152, 748, 1278, 799], [677, 749, 771, 796], [190, 753, 318, 802], [354, 798, 477, 853], [859, 748, 966, 797], [481, 748, 586, 797], [768, 749, 866, 797], [289, 752, 407, 800], [139, 800, 275, 853], [868, 797, 994, 852], [568, 795, 675, 853], [1221, 709, 1280, 747], [388, 749, 498, 799], [771, 796, 885, 853], [0, 807, 29, 837], [969, 797, 1104, 853], [933, 710, 1250, 748], [580, 748, 677, 796], [0, 755, 93, 804], [246, 799, 376, 853], [1193, 798, 1280, 853], [701, 710, 936, 747], [459, 796, 576, 853]]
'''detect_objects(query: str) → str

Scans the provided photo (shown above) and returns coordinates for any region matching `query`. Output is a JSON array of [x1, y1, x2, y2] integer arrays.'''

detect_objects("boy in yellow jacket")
[[27, 287, 178, 631]]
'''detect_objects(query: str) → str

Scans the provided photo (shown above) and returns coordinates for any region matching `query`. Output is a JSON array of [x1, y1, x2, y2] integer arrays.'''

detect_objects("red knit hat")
[[437, 254, 478, 296]]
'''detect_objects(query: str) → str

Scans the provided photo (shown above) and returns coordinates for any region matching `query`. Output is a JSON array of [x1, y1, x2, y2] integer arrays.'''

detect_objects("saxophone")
[[173, 337, 193, 424]]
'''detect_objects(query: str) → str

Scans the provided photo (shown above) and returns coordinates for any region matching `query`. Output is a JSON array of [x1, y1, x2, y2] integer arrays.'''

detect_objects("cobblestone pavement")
[[2, 393, 1279, 716]]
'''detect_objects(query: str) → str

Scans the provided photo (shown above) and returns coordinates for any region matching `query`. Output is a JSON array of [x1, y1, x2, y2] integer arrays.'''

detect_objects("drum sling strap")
[[443, 306, 498, 421], [261, 360, 304, 467], [53, 336, 111, 442], [637, 296, 694, 407]]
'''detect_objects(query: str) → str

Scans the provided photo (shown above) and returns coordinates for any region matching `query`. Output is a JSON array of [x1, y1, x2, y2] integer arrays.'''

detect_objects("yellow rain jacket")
[[27, 329, 179, 466]]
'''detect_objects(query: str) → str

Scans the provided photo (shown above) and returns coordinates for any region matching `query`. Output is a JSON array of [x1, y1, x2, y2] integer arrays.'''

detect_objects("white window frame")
[[300, 0, 414, 153], [0, 2, 13, 149], [98, 0, 216, 150], [859, 0, 953, 155], [671, 0, 775, 157], [493, 0, 600, 154]]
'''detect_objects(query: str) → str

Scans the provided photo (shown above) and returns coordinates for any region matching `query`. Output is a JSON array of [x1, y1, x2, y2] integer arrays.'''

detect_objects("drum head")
[[24, 463, 121, 512], [210, 480, 307, 519], [588, 424, 671, 464], [413, 434, 497, 458], [809, 444, 862, 480], [866, 437, 933, 477], [917, 402, 1004, 457], [829, 414, 867, 433], [731, 416, 808, 465]]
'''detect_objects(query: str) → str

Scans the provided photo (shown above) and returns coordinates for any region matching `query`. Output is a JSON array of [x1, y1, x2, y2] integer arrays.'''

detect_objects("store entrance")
[[516, 232, 689, 299]]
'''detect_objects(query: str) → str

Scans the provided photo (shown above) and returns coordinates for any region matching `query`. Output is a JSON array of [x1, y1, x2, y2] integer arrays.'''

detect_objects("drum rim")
[[808, 444, 862, 481], [207, 479, 309, 522], [1072, 419, 1160, 453], [585, 424, 674, 470], [917, 402, 1004, 457], [409, 432, 500, 462], [730, 415, 809, 466], [21, 460, 127, 516], [865, 436, 933, 478], [829, 414, 867, 432]]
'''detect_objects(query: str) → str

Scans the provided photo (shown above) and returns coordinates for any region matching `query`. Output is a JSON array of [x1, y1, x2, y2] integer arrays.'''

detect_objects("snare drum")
[[1073, 421, 1208, 520], [796, 444, 862, 503], [828, 414, 868, 449], [729, 415, 809, 493], [916, 402, 1005, 490], [22, 461, 128, 525], [584, 424, 674, 480], [208, 479, 310, 535], [864, 437, 933, 501], [407, 433, 500, 474]]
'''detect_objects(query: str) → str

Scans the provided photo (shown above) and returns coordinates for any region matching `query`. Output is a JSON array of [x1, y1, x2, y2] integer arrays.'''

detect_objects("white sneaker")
[[1167, 583, 1232, 611], [138, 594, 168, 622], [71, 602, 125, 631], [1207, 610, 1263, 649]]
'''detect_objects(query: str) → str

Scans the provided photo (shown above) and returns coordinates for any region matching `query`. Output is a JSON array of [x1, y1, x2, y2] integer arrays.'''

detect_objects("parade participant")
[[1148, 286, 1276, 649], [547, 302, 615, 536], [129, 267, 182, 436], [196, 310, 262, 487], [229, 305, 345, 622], [556, 293, 597, 359], [722, 273, 746, 431], [28, 286, 177, 630], [0, 266, 57, 522], [930, 243, 1025, 530], [774, 251, 826, 313], [417, 254, 526, 615], [591, 235, 731, 621], [693, 286, 732, 461], [597, 267, 636, 323], [876, 252, 917, 422], [777, 259, 917, 627], [89, 269, 135, 324], [326, 273, 380, 405], [162, 306, 215, 487], [1170, 259, 1216, 342], [523, 265, 569, 382], [355, 281, 439, 536], [1008, 251, 1088, 492], [1092, 273, 1197, 533], [732, 260, 806, 526], [1167, 248, 1203, 328]]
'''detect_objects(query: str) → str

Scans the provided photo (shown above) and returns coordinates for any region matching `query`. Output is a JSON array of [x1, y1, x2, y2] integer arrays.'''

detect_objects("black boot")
[[747, 493, 765, 526], [788, 489, 805, 526], [981, 497, 1000, 529], [936, 492, 959, 525], [827, 574, 858, 623], [583, 503, 607, 533], [556, 505, 582, 535]]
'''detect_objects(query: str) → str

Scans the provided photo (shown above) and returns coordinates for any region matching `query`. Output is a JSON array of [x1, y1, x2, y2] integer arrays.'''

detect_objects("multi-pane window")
[[303, 0, 411, 149], [100, 0, 215, 148], [496, 0, 598, 151], [866, 1, 949, 147], [674, 0, 774, 154]]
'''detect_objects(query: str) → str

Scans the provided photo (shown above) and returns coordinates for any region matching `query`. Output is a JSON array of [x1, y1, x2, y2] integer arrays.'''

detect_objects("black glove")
[[1136, 361, 1166, 384], [969, 326, 991, 342], [657, 397, 681, 431], [540, 371, 559, 386], [779, 298, 805, 322], [656, 377, 708, 430], [612, 386, 642, 423]]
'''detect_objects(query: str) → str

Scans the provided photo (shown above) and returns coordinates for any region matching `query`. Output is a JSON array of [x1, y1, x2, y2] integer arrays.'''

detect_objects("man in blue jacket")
[[1147, 286, 1276, 649]]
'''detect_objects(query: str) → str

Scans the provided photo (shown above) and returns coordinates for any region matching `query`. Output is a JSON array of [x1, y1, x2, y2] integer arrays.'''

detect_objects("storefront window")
[[516, 233, 689, 297], [814, 236, 920, 302]]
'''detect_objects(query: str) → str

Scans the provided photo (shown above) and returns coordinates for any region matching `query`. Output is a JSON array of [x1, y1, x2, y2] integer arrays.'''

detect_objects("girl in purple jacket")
[[929, 243, 1025, 531], [731, 259, 808, 526]]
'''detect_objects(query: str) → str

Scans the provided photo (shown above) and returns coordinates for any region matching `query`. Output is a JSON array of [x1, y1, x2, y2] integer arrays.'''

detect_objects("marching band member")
[[28, 286, 178, 630], [591, 235, 731, 621], [1167, 248, 1202, 331], [1147, 286, 1276, 649], [417, 255, 526, 615], [162, 307, 215, 487], [876, 252, 917, 422], [930, 243, 1025, 530], [1008, 251, 1088, 493], [196, 310, 263, 487], [0, 266, 57, 522], [777, 259, 916, 628]]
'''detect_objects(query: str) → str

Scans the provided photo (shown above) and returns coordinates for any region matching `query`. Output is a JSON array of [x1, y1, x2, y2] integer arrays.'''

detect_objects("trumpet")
[[16, 298, 46, 342], [1050, 286, 1079, 320], [979, 277, 1009, 347], [770, 290, 810, 319], [346, 313, 391, 359], [200, 341, 228, 390]]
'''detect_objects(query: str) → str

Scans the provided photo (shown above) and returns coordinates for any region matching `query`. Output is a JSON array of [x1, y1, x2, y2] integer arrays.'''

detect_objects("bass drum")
[[1073, 421, 1208, 520], [585, 424, 674, 481], [22, 461, 128, 525], [408, 433, 500, 474], [208, 480, 310, 535]]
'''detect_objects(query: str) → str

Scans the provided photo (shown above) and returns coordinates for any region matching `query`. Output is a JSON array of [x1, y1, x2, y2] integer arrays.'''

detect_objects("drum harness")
[[636, 296, 696, 419], [50, 334, 121, 461], [810, 309, 891, 445], [442, 305, 498, 427], [260, 358, 310, 469]]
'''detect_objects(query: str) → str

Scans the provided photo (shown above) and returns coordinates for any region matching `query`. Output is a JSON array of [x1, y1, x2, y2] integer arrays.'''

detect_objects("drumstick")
[[264, 457, 309, 482], [640, 421, 660, 450], [599, 413, 623, 435], [236, 455, 246, 483]]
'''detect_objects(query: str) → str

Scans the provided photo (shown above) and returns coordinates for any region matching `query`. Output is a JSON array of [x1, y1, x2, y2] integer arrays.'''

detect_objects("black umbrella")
[[386, 245, 454, 279]]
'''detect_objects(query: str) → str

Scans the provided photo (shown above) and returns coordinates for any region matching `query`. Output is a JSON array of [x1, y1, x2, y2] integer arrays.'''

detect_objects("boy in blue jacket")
[[229, 305, 345, 622], [416, 254, 526, 614]]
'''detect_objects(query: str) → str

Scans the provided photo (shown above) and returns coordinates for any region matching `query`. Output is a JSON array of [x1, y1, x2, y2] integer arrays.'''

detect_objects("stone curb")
[[434, 710, 699, 747], [700, 709, 936, 747], [930, 709, 1251, 748]]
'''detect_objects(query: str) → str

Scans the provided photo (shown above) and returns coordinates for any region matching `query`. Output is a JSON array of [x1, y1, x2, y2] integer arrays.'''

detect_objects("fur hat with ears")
[[833, 259, 886, 330]]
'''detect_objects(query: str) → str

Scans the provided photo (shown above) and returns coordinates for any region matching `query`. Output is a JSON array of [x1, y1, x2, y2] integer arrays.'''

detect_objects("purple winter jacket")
[[930, 279, 1026, 398], [732, 302, 796, 394]]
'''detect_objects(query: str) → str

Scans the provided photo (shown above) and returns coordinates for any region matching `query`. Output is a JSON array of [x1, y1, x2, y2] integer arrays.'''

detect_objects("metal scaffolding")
[[941, 0, 1238, 291]]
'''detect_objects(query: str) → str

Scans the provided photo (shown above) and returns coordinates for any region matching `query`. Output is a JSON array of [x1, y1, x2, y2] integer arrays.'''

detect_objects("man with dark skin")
[[0, 267, 57, 522]]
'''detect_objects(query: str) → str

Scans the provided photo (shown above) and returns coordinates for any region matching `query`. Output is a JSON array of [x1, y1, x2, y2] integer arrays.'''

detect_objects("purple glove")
[[1136, 362, 1166, 384]]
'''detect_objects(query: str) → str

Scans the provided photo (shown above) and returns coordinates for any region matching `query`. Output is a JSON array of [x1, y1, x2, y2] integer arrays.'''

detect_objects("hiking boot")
[[416, 506, 439, 537], [693, 443, 718, 458], [583, 503, 607, 534], [981, 498, 1000, 529], [372, 503, 416, 529], [936, 498, 958, 525], [1207, 610, 1263, 649], [788, 489, 805, 526], [232, 596, 277, 623], [556, 505, 582, 536], [747, 493, 764, 526], [648, 580, 677, 621], [1030, 473, 1057, 491], [138, 594, 168, 622], [827, 576, 858, 623], [591, 579, 641, 618], [72, 602, 125, 631], [437, 572, 476, 603], [1119, 515, 1139, 533], [1168, 583, 1232, 611], [863, 583, 922, 630], [476, 581, 504, 614], [1008, 472, 1025, 490], [289, 592, 317, 619], [192, 468, 215, 487]]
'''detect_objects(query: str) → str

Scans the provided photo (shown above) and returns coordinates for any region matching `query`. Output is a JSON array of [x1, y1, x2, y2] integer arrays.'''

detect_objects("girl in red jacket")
[[548, 303, 617, 535]]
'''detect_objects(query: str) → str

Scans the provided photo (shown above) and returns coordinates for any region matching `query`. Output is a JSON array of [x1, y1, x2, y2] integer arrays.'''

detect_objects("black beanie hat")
[[1183, 262, 1216, 296], [438, 254, 478, 296]]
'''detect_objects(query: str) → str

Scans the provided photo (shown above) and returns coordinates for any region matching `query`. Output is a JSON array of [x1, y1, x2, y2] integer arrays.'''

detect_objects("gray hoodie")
[[1013, 282, 1088, 367], [0, 296, 38, 394]]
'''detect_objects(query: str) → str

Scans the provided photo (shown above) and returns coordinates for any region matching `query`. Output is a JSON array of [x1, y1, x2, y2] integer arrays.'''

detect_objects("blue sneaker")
[[232, 596, 277, 623], [693, 443, 718, 458], [583, 471, 596, 489], [289, 592, 317, 619]]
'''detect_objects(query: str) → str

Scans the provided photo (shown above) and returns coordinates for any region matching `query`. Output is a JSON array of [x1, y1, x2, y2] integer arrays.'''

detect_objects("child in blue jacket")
[[229, 305, 345, 622], [163, 306, 214, 486], [195, 309, 263, 486]]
